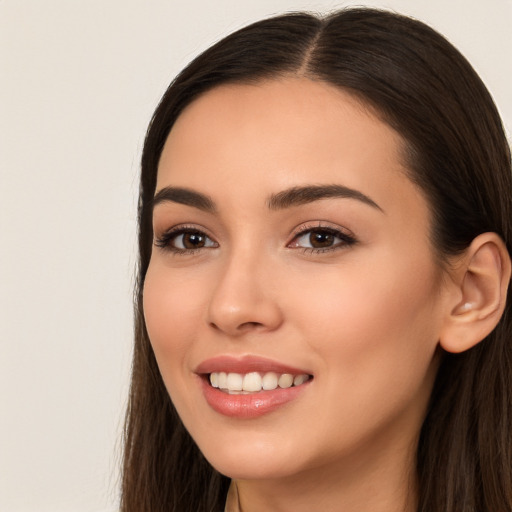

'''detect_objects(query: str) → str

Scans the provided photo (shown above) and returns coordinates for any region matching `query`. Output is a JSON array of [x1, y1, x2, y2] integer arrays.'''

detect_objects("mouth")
[[208, 371, 312, 394], [196, 356, 313, 418]]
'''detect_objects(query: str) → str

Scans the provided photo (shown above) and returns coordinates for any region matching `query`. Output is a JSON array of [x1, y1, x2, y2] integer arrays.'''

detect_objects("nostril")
[[237, 321, 265, 331], [209, 321, 222, 332], [209, 320, 264, 333]]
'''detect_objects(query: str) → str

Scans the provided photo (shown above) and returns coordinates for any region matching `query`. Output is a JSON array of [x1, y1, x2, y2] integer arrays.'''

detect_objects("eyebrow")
[[267, 184, 383, 212], [152, 186, 217, 213], [151, 184, 383, 213]]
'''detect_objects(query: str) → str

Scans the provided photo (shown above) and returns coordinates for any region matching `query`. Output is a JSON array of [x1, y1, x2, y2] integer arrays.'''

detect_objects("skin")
[[143, 78, 457, 512]]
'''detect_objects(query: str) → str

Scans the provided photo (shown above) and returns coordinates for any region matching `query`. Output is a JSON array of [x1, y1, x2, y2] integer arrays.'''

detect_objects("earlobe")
[[440, 233, 511, 354]]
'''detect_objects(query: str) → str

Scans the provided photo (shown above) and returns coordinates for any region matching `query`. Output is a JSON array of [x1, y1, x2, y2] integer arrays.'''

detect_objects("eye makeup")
[[153, 220, 357, 257]]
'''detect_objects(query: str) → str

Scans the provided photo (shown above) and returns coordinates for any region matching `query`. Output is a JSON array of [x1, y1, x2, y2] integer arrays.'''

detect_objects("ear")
[[440, 232, 511, 354]]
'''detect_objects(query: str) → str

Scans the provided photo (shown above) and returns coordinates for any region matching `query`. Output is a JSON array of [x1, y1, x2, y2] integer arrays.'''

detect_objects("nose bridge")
[[207, 241, 282, 335]]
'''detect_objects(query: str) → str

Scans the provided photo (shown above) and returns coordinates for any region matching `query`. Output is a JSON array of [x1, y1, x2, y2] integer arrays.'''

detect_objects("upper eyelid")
[[289, 221, 355, 238], [153, 228, 219, 258], [154, 221, 356, 247], [287, 222, 358, 250], [156, 222, 350, 236], [155, 223, 216, 239], [153, 224, 219, 249]]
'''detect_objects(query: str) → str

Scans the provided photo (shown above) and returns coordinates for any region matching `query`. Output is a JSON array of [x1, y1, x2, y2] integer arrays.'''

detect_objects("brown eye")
[[181, 232, 207, 249], [155, 228, 218, 252], [309, 231, 335, 248], [173, 230, 217, 250], [289, 227, 357, 252]]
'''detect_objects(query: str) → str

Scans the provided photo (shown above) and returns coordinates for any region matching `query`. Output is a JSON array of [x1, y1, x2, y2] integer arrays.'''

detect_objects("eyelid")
[[154, 224, 218, 253], [289, 221, 356, 239], [153, 221, 356, 255], [287, 221, 357, 252]]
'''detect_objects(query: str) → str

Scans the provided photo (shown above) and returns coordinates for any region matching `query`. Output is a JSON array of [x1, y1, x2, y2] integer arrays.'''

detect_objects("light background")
[[1, 1, 511, 511]]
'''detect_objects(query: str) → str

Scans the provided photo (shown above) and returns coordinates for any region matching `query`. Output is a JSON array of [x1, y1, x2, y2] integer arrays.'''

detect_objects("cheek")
[[290, 251, 442, 384], [142, 263, 214, 426], [143, 264, 205, 368], [283, 256, 443, 452]]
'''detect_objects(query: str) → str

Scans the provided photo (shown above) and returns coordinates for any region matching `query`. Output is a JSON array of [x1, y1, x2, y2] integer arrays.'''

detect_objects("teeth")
[[226, 373, 243, 391], [209, 371, 310, 393], [278, 374, 293, 388], [262, 372, 278, 390], [293, 374, 307, 386], [243, 372, 262, 392], [217, 372, 227, 389]]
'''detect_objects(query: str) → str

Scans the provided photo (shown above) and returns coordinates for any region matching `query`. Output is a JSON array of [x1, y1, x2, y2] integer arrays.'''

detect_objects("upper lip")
[[195, 355, 311, 375]]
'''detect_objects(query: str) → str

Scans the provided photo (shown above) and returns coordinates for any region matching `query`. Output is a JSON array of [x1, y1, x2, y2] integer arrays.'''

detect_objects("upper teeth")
[[209, 371, 310, 394]]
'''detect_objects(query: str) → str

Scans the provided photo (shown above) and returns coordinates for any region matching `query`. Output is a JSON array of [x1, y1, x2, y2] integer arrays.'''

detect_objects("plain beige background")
[[1, 1, 511, 510]]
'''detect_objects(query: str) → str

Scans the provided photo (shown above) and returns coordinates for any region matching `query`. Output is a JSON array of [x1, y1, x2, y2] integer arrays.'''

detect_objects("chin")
[[208, 455, 301, 481], [197, 433, 307, 480]]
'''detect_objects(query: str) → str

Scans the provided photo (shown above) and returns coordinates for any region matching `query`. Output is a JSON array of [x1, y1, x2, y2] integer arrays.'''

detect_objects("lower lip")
[[200, 377, 310, 419]]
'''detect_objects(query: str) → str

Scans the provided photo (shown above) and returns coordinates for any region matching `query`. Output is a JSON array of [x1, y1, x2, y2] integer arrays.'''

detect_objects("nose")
[[207, 251, 283, 337]]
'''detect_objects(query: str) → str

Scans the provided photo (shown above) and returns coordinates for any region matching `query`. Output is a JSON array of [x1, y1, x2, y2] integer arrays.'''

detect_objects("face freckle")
[[143, 78, 450, 483]]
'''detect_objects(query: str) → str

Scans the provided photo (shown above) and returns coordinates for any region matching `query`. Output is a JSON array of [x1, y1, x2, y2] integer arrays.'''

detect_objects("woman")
[[121, 8, 512, 512]]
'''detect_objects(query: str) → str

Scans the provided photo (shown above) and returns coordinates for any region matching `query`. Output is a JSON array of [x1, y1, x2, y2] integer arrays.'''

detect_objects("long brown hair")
[[121, 8, 512, 512]]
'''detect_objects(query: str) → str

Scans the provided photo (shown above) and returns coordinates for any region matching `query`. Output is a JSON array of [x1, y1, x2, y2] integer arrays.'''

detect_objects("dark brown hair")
[[121, 8, 512, 512]]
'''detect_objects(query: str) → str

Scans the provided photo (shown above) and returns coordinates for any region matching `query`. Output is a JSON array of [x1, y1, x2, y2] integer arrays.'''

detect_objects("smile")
[[196, 356, 313, 418], [209, 371, 310, 394]]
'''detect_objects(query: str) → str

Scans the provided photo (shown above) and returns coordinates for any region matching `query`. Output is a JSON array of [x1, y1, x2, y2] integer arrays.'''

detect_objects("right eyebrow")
[[151, 186, 217, 213]]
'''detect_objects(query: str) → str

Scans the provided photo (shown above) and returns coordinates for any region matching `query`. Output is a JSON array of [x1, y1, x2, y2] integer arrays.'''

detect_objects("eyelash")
[[289, 223, 357, 254], [154, 223, 357, 255], [154, 225, 218, 255]]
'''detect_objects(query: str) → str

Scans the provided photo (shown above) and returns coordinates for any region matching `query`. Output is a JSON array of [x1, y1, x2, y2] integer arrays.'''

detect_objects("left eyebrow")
[[267, 184, 383, 212]]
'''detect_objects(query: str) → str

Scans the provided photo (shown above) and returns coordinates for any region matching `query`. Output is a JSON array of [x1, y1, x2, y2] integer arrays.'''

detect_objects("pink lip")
[[195, 355, 310, 375], [195, 355, 312, 419], [199, 377, 311, 419]]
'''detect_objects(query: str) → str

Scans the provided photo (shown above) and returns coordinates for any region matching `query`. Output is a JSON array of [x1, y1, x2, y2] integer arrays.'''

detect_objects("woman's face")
[[143, 79, 451, 480]]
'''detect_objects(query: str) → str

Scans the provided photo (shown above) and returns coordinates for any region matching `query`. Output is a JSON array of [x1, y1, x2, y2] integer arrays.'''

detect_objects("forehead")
[[163, 78, 393, 156], [156, 78, 428, 226]]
